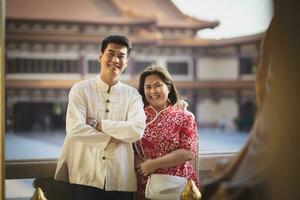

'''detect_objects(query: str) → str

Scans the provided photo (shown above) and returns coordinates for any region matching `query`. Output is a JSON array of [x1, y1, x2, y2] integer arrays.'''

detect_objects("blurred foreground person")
[[200, 0, 300, 199]]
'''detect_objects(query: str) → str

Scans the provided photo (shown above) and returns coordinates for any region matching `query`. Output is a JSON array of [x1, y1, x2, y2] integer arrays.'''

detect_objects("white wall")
[[196, 97, 238, 129], [197, 57, 239, 80]]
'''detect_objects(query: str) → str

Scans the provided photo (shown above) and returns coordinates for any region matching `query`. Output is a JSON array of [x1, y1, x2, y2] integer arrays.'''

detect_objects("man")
[[55, 34, 146, 200]]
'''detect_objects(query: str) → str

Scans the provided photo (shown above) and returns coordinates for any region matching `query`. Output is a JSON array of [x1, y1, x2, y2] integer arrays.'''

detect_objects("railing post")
[[0, 0, 6, 199]]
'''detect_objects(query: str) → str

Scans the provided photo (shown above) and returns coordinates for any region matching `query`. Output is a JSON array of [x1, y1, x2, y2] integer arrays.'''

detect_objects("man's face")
[[99, 43, 128, 79]]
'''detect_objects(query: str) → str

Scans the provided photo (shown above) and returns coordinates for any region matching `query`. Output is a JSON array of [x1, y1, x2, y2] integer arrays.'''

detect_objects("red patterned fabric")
[[135, 105, 199, 199]]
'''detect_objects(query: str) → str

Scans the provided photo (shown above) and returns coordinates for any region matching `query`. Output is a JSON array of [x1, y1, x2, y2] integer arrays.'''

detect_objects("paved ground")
[[5, 128, 248, 199], [199, 128, 248, 153], [5, 128, 248, 159]]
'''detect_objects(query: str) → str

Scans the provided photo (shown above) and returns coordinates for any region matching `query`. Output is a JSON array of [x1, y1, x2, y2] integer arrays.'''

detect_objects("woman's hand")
[[139, 159, 158, 176]]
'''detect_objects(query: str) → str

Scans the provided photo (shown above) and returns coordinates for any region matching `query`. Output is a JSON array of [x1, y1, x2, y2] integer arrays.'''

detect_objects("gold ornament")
[[180, 180, 201, 200], [31, 187, 47, 200]]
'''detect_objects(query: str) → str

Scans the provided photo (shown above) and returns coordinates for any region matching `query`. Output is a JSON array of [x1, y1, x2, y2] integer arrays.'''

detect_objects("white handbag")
[[134, 142, 187, 199], [145, 174, 187, 200]]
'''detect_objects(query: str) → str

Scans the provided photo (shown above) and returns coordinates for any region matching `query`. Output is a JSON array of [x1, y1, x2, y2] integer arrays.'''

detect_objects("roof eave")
[[157, 20, 219, 30], [6, 17, 156, 27]]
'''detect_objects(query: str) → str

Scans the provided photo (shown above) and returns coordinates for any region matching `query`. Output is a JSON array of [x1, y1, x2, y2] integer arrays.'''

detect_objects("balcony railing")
[[6, 152, 235, 199]]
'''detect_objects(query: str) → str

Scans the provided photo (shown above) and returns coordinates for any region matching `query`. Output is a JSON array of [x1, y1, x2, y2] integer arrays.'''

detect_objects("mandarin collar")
[[145, 104, 173, 115], [95, 75, 121, 93]]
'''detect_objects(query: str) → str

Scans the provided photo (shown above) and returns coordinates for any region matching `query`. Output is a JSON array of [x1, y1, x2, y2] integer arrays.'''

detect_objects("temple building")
[[5, 0, 261, 132]]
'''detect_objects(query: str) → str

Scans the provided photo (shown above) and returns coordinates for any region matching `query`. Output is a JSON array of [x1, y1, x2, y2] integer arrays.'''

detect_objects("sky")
[[172, 0, 274, 39]]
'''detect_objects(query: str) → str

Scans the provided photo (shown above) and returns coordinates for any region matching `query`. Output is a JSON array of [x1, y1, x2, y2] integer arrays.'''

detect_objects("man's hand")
[[86, 118, 94, 126], [86, 117, 102, 131], [87, 118, 121, 144]]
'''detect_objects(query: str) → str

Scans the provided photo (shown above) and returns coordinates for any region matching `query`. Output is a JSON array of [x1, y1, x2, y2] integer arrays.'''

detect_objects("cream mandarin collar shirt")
[[55, 75, 146, 191]]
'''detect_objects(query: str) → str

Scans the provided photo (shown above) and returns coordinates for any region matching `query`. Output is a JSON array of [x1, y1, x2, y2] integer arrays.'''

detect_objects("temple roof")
[[6, 0, 218, 29], [6, 0, 263, 46], [112, 0, 219, 29]]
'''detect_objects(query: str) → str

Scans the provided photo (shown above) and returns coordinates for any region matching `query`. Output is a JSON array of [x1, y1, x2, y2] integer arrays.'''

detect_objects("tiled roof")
[[7, 0, 263, 47], [6, 30, 263, 48], [6, 0, 218, 29], [6, 0, 153, 24], [199, 33, 264, 47], [113, 0, 218, 29]]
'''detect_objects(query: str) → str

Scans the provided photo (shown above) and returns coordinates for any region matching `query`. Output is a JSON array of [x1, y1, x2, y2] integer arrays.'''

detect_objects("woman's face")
[[144, 74, 170, 112]]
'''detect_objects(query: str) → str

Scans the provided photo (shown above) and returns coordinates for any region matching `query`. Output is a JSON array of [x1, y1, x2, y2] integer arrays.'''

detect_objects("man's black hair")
[[101, 34, 132, 57]]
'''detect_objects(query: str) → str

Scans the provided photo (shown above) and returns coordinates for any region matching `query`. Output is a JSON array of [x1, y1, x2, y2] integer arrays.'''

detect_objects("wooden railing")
[[6, 153, 234, 180], [5, 152, 235, 199]]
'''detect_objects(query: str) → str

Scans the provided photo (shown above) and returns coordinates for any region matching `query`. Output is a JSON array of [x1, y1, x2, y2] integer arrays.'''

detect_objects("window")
[[133, 61, 155, 75], [67, 60, 78, 73], [167, 61, 188, 75], [6, 58, 79, 73], [6, 58, 16, 73], [88, 60, 99, 74], [239, 58, 254, 75]]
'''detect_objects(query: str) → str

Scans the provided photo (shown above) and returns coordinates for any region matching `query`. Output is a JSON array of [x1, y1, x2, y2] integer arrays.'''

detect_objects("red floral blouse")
[[135, 105, 199, 199]]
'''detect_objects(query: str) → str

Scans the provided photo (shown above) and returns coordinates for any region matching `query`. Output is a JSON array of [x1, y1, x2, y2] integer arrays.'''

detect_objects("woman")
[[134, 65, 199, 199]]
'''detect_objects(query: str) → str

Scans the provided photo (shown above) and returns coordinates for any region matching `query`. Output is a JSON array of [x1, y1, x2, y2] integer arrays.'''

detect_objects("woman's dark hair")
[[138, 65, 184, 106], [101, 34, 132, 57]]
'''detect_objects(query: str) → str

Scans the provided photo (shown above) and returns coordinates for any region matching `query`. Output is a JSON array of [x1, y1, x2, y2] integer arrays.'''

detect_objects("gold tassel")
[[180, 180, 202, 200]]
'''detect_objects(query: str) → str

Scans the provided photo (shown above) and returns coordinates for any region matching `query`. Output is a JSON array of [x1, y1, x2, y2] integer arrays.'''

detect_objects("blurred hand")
[[174, 100, 188, 110]]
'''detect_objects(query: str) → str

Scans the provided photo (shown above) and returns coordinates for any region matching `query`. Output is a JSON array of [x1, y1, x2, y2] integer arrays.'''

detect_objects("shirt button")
[[105, 109, 109, 113], [106, 99, 109, 103], [102, 156, 106, 160]]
